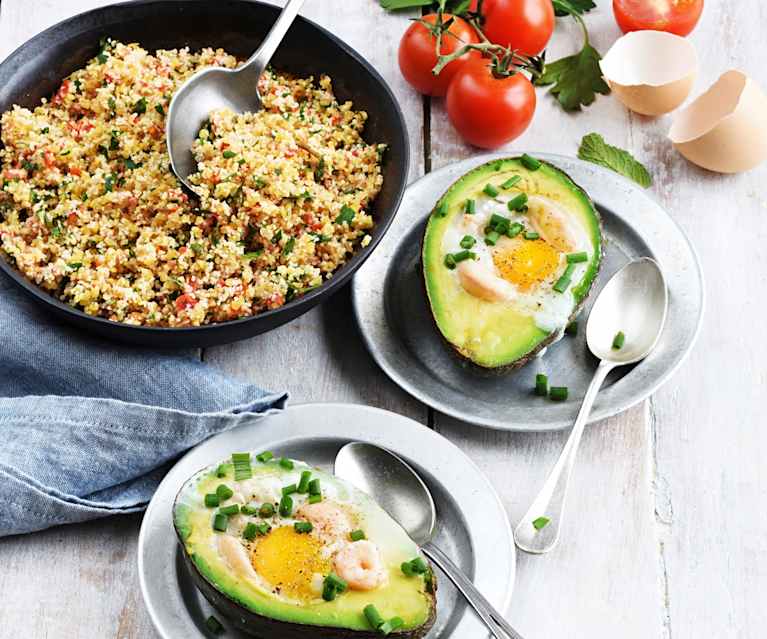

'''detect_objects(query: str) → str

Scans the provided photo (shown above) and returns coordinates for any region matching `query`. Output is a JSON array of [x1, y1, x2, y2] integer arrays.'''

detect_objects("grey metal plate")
[[137, 403, 514, 638], [352, 153, 705, 432]]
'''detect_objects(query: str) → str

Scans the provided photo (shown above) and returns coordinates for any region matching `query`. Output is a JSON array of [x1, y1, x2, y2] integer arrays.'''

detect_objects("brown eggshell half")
[[600, 30, 698, 116], [668, 70, 767, 174]]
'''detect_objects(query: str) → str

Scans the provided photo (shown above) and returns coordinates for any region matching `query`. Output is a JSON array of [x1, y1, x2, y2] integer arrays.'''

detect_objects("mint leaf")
[[578, 133, 653, 188], [552, 0, 596, 17], [535, 42, 610, 111]]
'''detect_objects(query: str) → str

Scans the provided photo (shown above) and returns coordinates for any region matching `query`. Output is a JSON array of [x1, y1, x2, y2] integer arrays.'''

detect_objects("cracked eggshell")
[[600, 30, 698, 116], [669, 70, 767, 174]]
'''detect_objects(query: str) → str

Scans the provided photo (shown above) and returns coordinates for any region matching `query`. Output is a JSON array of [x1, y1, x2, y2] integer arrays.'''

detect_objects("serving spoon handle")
[[422, 542, 525, 639], [240, 0, 307, 80], [514, 359, 614, 554]]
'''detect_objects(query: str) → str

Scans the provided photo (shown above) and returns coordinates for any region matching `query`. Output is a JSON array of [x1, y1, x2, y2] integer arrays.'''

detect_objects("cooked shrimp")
[[333, 540, 388, 591], [526, 196, 577, 253], [457, 259, 515, 302], [296, 501, 352, 542]]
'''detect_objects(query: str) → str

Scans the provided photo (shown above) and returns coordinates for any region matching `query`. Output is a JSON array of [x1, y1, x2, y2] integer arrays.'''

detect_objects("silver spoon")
[[335, 442, 525, 639], [514, 257, 668, 555], [166, 0, 306, 190]]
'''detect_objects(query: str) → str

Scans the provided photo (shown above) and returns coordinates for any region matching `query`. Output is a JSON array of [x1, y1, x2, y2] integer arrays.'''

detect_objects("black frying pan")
[[0, 0, 409, 347]]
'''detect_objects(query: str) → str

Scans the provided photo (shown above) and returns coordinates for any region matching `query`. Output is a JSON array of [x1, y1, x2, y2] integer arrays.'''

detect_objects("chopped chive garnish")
[[535, 373, 548, 397], [282, 484, 298, 496], [297, 470, 312, 493], [308, 478, 321, 496], [294, 521, 313, 534], [215, 464, 227, 478], [364, 604, 385, 630], [243, 522, 258, 540], [232, 452, 252, 481], [308, 494, 323, 504], [507, 222, 524, 238], [401, 560, 416, 577], [483, 183, 500, 198], [212, 513, 228, 532], [204, 493, 219, 508], [258, 503, 275, 518], [255, 522, 271, 536], [435, 201, 448, 217], [279, 495, 293, 517], [460, 235, 476, 249], [507, 193, 528, 211], [379, 618, 404, 635], [492, 159, 503, 171], [256, 451, 274, 463], [451, 250, 475, 263], [524, 231, 540, 240], [549, 387, 569, 401], [501, 175, 521, 190], [219, 504, 239, 516], [350, 529, 366, 542], [464, 199, 476, 214], [205, 615, 225, 635], [562, 263, 576, 280], [567, 251, 589, 263], [240, 504, 258, 516], [485, 230, 501, 246], [215, 484, 234, 501], [612, 331, 626, 350], [444, 254, 457, 270], [322, 573, 348, 601], [532, 516, 550, 530], [278, 457, 294, 470], [402, 557, 428, 576], [565, 320, 578, 336], [553, 275, 571, 293], [521, 154, 542, 170]]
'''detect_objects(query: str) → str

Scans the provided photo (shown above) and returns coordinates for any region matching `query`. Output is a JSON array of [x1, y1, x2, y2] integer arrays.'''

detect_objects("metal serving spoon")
[[335, 442, 525, 639], [515, 257, 669, 555], [166, 0, 306, 190]]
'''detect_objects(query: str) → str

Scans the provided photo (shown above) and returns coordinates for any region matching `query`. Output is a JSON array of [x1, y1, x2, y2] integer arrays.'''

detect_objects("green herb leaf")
[[535, 42, 610, 111], [552, 0, 596, 17], [532, 516, 550, 530], [335, 205, 355, 225], [132, 97, 147, 115], [577, 133, 652, 188]]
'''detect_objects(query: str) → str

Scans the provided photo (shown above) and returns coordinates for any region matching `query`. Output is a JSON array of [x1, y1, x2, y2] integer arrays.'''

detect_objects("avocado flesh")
[[173, 460, 435, 637], [422, 157, 602, 369]]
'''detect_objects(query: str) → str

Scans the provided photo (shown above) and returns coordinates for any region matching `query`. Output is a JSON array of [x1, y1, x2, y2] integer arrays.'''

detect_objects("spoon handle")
[[514, 359, 614, 555], [422, 541, 525, 639], [242, 0, 307, 78]]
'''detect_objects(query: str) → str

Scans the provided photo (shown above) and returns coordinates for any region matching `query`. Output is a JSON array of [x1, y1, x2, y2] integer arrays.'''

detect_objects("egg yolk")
[[251, 525, 331, 601], [492, 238, 562, 291]]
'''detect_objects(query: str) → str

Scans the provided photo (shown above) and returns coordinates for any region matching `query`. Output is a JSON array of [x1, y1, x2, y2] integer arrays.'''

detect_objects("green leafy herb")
[[67, 262, 83, 271], [535, 7, 609, 111], [104, 174, 115, 193], [282, 237, 295, 255], [132, 97, 147, 115], [552, 0, 596, 16], [532, 516, 550, 530], [335, 205, 356, 225], [379, 0, 434, 9], [155, 104, 165, 116], [577, 133, 652, 188], [222, 150, 236, 159]]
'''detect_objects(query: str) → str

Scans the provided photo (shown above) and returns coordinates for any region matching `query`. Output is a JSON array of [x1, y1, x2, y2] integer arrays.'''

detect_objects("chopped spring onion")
[[204, 493, 219, 508], [308, 478, 321, 496], [219, 504, 239, 516], [279, 495, 293, 517], [485, 230, 501, 246], [255, 522, 271, 536], [451, 250, 476, 263], [240, 504, 258, 516], [215, 484, 233, 501], [258, 502, 275, 518], [364, 604, 385, 630], [532, 516, 550, 530], [308, 494, 323, 504], [435, 201, 448, 217], [553, 275, 571, 294], [282, 484, 298, 496], [567, 251, 589, 263], [278, 457, 294, 470], [507, 222, 524, 238], [232, 452, 252, 480], [483, 183, 499, 198], [444, 254, 457, 270], [460, 235, 476, 249], [402, 557, 428, 576], [524, 231, 540, 240], [298, 470, 312, 493], [294, 521, 313, 534], [612, 331, 626, 350], [215, 464, 227, 478], [535, 373, 548, 397], [501, 175, 521, 190], [212, 513, 228, 532], [256, 451, 274, 463], [323, 573, 348, 601], [464, 199, 476, 214], [521, 154, 542, 170], [242, 522, 258, 540], [507, 193, 528, 211], [379, 618, 404, 635], [549, 387, 569, 401], [350, 529, 366, 542]]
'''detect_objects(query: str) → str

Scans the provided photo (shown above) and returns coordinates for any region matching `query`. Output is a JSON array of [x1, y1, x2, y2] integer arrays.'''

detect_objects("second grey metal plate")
[[351, 153, 705, 431]]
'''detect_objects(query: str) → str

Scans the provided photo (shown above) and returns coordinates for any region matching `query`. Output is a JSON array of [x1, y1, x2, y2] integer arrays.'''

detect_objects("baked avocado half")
[[422, 156, 602, 370], [173, 454, 436, 638]]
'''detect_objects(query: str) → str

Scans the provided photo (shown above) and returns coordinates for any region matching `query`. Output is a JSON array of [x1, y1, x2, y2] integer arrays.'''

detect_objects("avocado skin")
[[421, 158, 604, 374], [176, 539, 437, 638]]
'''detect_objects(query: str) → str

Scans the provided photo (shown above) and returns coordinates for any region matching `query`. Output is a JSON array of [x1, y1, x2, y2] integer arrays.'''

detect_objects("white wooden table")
[[1, 1, 764, 637]]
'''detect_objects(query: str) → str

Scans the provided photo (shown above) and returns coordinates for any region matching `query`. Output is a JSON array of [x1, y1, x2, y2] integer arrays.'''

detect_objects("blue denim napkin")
[[0, 273, 288, 537]]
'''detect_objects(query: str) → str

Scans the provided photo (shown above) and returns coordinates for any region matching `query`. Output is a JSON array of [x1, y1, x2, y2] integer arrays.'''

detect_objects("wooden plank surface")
[[1, 0, 766, 638]]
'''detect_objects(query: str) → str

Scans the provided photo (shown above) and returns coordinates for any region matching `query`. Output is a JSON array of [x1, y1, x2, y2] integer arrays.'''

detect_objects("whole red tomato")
[[398, 13, 479, 97], [613, 0, 704, 36], [469, 0, 555, 56], [446, 57, 536, 149]]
